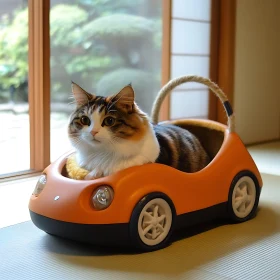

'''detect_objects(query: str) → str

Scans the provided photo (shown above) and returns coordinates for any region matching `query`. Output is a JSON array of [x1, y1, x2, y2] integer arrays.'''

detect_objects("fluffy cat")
[[68, 82, 209, 179]]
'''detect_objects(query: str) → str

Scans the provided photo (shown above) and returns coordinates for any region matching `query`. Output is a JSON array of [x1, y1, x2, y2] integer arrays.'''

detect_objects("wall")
[[234, 0, 280, 144]]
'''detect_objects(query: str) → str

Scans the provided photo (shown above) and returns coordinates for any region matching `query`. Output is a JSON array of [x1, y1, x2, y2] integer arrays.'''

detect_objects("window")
[[0, 0, 29, 175]]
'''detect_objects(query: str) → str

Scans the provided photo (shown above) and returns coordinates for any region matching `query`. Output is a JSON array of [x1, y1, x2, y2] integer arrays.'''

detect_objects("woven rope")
[[151, 75, 235, 132]]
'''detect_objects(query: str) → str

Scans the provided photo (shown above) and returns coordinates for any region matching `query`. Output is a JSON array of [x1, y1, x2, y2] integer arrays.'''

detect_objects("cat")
[[68, 82, 210, 179]]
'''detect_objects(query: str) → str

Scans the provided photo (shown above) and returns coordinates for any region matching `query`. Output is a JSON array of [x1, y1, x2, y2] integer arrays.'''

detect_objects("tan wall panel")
[[234, 0, 280, 144]]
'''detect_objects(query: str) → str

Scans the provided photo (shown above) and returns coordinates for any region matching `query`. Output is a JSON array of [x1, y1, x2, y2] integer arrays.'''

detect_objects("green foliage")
[[0, 0, 162, 105], [50, 5, 88, 47], [0, 9, 28, 90], [153, 19, 162, 50], [77, 0, 146, 16], [96, 68, 160, 113], [64, 56, 123, 74], [82, 14, 154, 41]]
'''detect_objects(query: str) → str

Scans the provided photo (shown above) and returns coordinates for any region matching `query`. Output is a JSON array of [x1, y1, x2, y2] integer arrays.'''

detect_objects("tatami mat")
[[0, 176, 37, 228], [1, 173, 280, 280], [248, 141, 280, 176]]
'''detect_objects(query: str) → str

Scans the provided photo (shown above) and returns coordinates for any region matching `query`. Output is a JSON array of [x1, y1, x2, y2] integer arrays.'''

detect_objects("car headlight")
[[92, 186, 114, 210], [33, 174, 47, 196]]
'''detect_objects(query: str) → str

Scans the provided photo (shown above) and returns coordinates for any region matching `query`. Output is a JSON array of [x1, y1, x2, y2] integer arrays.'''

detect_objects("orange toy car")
[[29, 76, 263, 251]]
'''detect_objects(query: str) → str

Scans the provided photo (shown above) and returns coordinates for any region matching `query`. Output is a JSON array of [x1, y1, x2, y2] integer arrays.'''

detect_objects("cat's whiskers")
[[93, 135, 116, 147], [69, 135, 83, 147], [70, 134, 79, 138], [67, 100, 77, 106], [111, 135, 121, 145], [108, 138, 118, 147], [108, 109, 117, 114], [71, 139, 82, 147], [86, 149, 112, 166], [106, 93, 124, 112], [69, 131, 81, 136], [67, 96, 78, 106]]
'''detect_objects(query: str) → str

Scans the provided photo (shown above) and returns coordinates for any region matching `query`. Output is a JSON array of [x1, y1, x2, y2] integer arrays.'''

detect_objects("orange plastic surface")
[[29, 121, 262, 225]]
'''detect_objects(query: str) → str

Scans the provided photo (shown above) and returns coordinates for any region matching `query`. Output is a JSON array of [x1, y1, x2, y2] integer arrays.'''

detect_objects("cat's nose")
[[91, 130, 98, 136]]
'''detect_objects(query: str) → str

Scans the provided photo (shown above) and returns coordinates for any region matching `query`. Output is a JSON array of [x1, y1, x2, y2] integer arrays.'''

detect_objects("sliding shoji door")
[[170, 0, 211, 120]]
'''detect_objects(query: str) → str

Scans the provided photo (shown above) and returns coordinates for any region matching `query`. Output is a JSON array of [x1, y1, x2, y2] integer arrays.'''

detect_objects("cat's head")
[[68, 82, 149, 151]]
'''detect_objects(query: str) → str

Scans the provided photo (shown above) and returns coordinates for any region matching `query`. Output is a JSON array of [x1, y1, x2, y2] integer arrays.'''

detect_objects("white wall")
[[234, 0, 280, 144]]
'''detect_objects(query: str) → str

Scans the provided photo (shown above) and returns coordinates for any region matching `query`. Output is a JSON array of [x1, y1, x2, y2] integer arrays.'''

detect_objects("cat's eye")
[[80, 116, 91, 126], [103, 116, 116, 127]]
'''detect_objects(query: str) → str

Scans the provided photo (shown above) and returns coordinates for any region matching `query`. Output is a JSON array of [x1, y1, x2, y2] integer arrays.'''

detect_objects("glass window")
[[0, 0, 29, 175], [50, 0, 163, 161]]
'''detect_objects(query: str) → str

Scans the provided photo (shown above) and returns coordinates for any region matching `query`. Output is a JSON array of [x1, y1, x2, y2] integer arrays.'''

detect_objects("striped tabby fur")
[[154, 124, 209, 172], [68, 82, 209, 179]]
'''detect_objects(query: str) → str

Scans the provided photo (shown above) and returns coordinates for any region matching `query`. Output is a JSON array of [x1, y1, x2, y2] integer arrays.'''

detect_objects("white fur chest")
[[75, 124, 160, 178]]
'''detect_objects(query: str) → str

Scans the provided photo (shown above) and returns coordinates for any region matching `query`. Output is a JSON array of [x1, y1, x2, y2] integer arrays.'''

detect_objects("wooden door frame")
[[29, 0, 51, 171], [159, 0, 171, 121], [209, 0, 236, 124]]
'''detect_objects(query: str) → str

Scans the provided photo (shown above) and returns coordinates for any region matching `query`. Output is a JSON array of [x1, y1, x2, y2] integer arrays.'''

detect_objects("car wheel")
[[130, 193, 175, 251], [228, 171, 260, 222]]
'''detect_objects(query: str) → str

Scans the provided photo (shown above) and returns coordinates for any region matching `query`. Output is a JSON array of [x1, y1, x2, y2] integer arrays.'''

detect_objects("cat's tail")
[[151, 75, 235, 133]]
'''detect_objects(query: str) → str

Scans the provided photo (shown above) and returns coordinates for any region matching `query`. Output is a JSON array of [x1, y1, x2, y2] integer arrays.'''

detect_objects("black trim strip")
[[29, 211, 130, 247], [223, 101, 233, 117], [175, 202, 228, 230]]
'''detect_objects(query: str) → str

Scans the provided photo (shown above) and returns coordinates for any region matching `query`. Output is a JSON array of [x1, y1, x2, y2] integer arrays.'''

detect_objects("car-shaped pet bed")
[[29, 75, 263, 251]]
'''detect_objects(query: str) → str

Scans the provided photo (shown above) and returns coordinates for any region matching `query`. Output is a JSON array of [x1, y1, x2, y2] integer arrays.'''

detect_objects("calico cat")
[[68, 82, 209, 179]]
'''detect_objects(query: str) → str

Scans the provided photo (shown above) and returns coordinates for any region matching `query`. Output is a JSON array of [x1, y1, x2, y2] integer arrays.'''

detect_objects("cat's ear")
[[113, 84, 135, 113], [71, 82, 94, 107]]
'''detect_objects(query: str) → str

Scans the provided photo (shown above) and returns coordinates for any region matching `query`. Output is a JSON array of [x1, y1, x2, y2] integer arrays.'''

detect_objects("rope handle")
[[151, 75, 235, 132]]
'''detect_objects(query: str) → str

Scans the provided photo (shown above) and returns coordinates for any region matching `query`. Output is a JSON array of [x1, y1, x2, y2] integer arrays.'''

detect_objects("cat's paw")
[[85, 170, 103, 180]]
